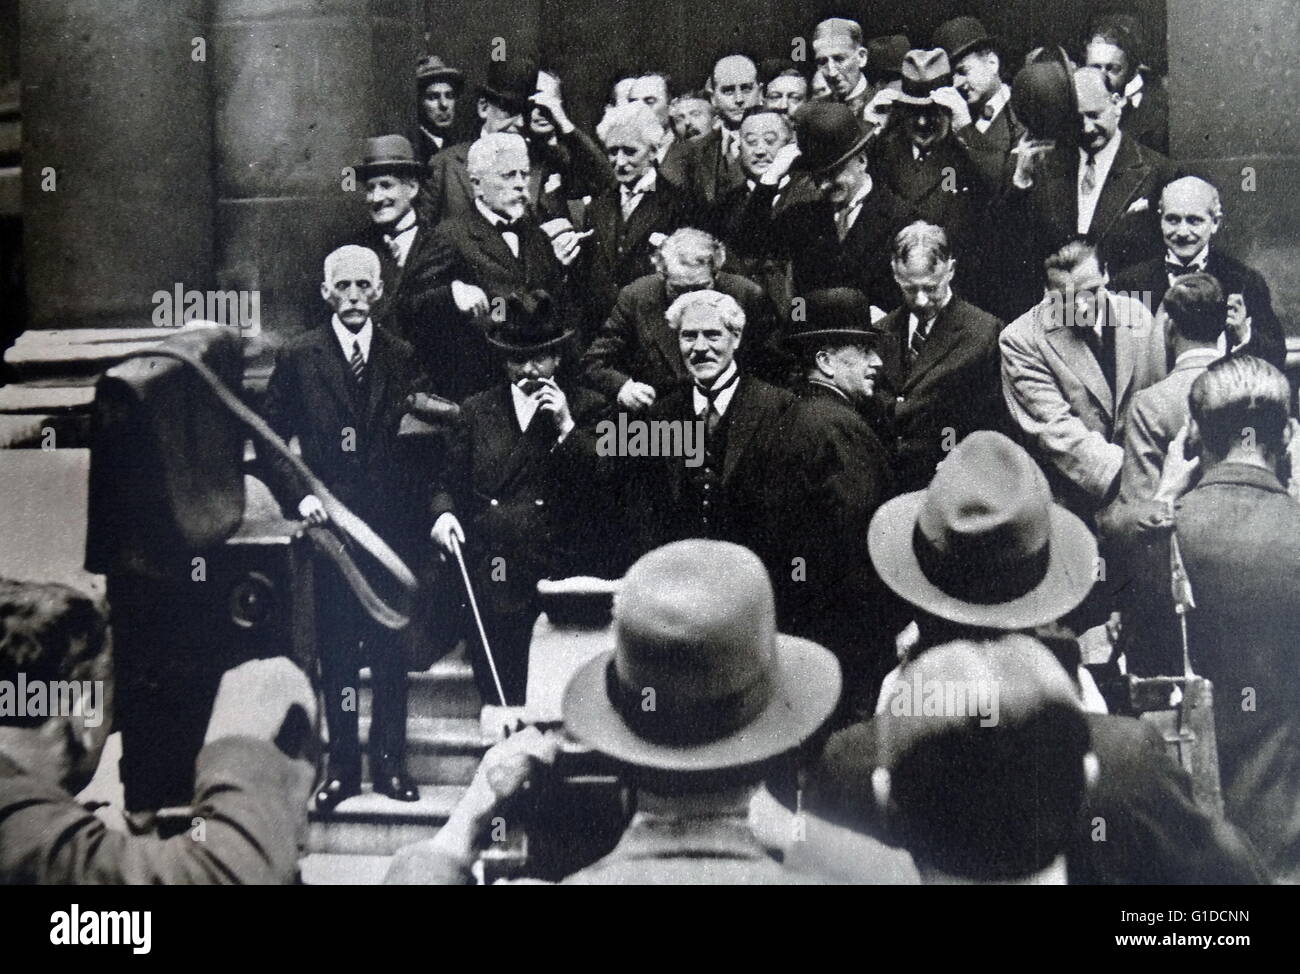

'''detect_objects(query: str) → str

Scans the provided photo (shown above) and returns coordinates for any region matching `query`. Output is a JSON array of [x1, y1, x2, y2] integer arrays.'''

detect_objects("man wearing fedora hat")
[[416, 54, 466, 162], [799, 430, 1267, 884], [933, 17, 1023, 189], [431, 290, 614, 705], [766, 288, 902, 716], [386, 540, 843, 884]]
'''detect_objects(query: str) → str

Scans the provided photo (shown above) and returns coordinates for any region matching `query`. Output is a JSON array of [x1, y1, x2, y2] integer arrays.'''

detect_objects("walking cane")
[[448, 533, 509, 707]]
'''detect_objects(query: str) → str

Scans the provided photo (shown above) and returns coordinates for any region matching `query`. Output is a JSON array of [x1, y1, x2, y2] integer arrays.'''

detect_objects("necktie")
[[349, 340, 366, 386], [696, 371, 739, 438], [1081, 153, 1098, 197], [835, 205, 856, 242], [620, 186, 642, 221], [909, 316, 932, 367], [382, 233, 402, 259]]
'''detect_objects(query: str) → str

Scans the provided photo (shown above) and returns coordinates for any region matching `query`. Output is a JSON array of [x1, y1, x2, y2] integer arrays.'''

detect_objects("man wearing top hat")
[[261, 244, 426, 812], [634, 289, 792, 567], [799, 430, 1267, 884], [933, 17, 1023, 189], [734, 100, 912, 315], [416, 54, 466, 162], [430, 290, 613, 705], [385, 540, 849, 885], [766, 288, 902, 716]]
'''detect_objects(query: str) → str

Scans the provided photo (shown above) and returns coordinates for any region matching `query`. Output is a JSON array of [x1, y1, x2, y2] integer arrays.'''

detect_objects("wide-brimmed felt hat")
[[867, 430, 1097, 629], [481, 54, 539, 114], [893, 49, 954, 106], [563, 540, 841, 775], [786, 288, 880, 347], [355, 134, 426, 180], [932, 16, 999, 66], [486, 289, 574, 355], [791, 101, 874, 177], [416, 54, 465, 91], [867, 35, 912, 77]]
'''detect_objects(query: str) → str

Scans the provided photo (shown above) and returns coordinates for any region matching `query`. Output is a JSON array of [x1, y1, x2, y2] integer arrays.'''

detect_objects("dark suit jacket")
[[805, 710, 1267, 884], [1121, 71, 1170, 156], [1127, 461, 1300, 881], [874, 296, 1006, 493], [766, 382, 900, 696], [418, 207, 571, 402], [579, 271, 777, 401], [1113, 250, 1286, 369], [431, 382, 616, 616], [734, 174, 914, 311], [353, 220, 444, 349], [953, 99, 1026, 190], [681, 128, 746, 213], [0, 741, 306, 884], [581, 177, 687, 336], [260, 322, 426, 552], [637, 373, 792, 560]]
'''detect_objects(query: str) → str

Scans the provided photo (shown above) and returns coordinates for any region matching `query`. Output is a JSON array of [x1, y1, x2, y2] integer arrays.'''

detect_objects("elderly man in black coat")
[[767, 289, 901, 716]]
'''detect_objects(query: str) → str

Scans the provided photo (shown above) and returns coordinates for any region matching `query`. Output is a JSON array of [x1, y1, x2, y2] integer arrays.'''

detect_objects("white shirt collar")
[[475, 198, 515, 228], [510, 382, 541, 432], [692, 361, 740, 417], [846, 75, 868, 103], [907, 295, 952, 343], [836, 175, 874, 231], [331, 314, 373, 363], [382, 209, 418, 265], [1123, 72, 1145, 107], [1167, 247, 1210, 271], [621, 168, 658, 198], [1076, 133, 1123, 233]]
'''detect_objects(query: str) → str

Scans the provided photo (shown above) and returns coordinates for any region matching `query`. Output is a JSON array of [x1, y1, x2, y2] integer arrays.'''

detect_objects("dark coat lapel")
[[308, 327, 363, 420], [466, 207, 526, 278], [1092, 135, 1150, 241], [1039, 149, 1079, 240], [905, 301, 968, 390], [722, 375, 766, 484]]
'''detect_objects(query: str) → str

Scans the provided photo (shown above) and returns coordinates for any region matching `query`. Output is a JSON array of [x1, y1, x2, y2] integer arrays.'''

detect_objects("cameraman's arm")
[[385, 728, 560, 884]]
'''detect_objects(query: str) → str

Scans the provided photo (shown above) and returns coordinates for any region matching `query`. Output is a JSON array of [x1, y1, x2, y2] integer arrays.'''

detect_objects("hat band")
[[605, 657, 773, 746], [901, 74, 952, 99], [912, 523, 1050, 604]]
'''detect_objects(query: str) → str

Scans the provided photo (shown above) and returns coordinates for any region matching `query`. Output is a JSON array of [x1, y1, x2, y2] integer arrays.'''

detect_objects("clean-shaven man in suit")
[[261, 245, 427, 812], [580, 227, 775, 409], [872, 222, 1005, 494], [681, 54, 759, 213], [934, 16, 1023, 189], [430, 290, 612, 705], [1000, 239, 1166, 523], [1085, 15, 1170, 156], [581, 102, 687, 337], [734, 101, 913, 315], [636, 289, 792, 564], [1113, 176, 1285, 369], [416, 55, 465, 162], [812, 18, 871, 119], [1003, 67, 1177, 312], [420, 132, 587, 403]]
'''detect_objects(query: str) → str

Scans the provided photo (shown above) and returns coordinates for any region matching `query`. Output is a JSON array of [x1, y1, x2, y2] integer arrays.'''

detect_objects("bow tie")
[[1165, 259, 1205, 279], [496, 218, 523, 234]]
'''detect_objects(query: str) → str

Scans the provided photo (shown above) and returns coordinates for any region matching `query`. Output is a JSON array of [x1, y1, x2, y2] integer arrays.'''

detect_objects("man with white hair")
[[582, 101, 686, 334], [261, 244, 428, 812], [634, 289, 792, 561], [1113, 175, 1284, 368], [421, 132, 586, 402], [681, 54, 760, 213], [580, 226, 777, 409]]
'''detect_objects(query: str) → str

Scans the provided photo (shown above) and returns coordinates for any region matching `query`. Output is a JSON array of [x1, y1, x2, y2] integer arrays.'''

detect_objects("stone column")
[[21, 0, 213, 330], [211, 0, 421, 340]]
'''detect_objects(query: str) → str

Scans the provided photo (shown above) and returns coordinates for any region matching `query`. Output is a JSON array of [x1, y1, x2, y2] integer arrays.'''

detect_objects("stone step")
[[299, 853, 394, 886], [356, 715, 490, 786], [307, 783, 463, 857], [359, 656, 482, 721]]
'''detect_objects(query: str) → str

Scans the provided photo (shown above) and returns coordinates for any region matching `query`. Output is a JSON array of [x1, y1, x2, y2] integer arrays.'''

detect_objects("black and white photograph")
[[0, 0, 1294, 945]]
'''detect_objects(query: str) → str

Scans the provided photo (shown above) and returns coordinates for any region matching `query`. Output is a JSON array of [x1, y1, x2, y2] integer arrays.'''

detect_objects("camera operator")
[[0, 578, 316, 884], [385, 539, 842, 884]]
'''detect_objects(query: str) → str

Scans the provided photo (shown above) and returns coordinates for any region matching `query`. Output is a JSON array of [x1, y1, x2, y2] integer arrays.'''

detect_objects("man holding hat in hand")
[[386, 539, 843, 884], [430, 290, 613, 705]]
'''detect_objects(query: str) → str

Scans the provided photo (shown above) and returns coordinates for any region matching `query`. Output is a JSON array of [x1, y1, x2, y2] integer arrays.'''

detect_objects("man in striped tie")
[[261, 245, 429, 812]]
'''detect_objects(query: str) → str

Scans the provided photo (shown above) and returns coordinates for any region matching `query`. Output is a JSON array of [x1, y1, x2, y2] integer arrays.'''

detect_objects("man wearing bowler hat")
[[933, 17, 1023, 188], [430, 290, 613, 705], [767, 288, 902, 716], [416, 54, 465, 161], [800, 430, 1267, 883], [735, 101, 911, 315], [385, 540, 844, 884]]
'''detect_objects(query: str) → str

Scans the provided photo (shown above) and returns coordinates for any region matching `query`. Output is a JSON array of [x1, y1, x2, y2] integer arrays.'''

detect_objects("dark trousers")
[[467, 600, 536, 707], [317, 568, 409, 775]]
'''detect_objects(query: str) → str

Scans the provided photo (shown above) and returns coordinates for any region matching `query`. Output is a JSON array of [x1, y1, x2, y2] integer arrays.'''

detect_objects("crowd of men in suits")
[[6, 11, 1294, 887]]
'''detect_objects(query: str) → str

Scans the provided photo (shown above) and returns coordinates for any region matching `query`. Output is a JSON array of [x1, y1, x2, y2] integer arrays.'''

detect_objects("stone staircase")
[[299, 652, 489, 884]]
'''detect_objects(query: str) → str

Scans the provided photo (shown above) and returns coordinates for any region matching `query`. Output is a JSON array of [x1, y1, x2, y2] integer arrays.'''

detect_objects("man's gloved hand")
[[431, 512, 466, 555], [298, 494, 328, 525]]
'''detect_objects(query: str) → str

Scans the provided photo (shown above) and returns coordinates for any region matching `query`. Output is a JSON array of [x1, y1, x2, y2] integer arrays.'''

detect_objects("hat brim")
[[794, 128, 875, 178], [892, 91, 939, 106], [419, 70, 465, 89], [562, 634, 841, 774], [785, 328, 879, 347], [356, 161, 427, 180], [867, 490, 1098, 630], [480, 86, 532, 113], [946, 36, 999, 66], [486, 329, 575, 355]]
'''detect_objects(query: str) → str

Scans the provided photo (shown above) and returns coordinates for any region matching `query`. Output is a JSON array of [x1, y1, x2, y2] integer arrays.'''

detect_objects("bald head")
[[711, 55, 760, 128], [1160, 176, 1223, 261], [1074, 66, 1122, 154]]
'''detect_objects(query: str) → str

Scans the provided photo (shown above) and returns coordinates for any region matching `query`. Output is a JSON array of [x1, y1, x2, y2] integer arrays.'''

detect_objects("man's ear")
[[856, 47, 869, 70], [814, 348, 834, 378], [371, 278, 384, 301], [477, 97, 490, 120], [320, 281, 332, 302]]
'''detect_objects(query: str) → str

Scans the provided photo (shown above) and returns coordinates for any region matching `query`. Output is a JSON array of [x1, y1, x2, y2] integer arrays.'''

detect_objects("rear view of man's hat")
[[790, 101, 874, 177], [868, 430, 1097, 629], [481, 54, 540, 114], [563, 540, 841, 776]]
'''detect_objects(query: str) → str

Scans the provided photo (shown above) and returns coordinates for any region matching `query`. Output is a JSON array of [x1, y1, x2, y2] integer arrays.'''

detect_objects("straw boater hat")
[[563, 540, 841, 775], [867, 430, 1097, 630]]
